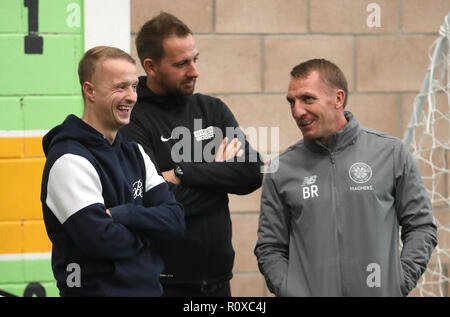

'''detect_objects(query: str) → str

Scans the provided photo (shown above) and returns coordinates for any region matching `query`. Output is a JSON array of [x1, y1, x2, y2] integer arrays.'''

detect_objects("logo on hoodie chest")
[[193, 126, 214, 141], [132, 179, 143, 199]]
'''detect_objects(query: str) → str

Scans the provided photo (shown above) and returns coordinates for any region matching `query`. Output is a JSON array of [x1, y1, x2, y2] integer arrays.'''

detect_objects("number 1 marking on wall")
[[24, 0, 43, 54]]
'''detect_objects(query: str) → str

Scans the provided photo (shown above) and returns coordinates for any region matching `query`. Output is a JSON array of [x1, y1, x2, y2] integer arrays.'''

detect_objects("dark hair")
[[290, 59, 348, 108], [135, 11, 192, 67], [78, 46, 135, 89]]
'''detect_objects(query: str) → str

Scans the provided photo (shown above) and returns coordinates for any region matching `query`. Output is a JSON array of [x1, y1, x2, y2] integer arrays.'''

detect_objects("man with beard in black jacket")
[[120, 12, 263, 297]]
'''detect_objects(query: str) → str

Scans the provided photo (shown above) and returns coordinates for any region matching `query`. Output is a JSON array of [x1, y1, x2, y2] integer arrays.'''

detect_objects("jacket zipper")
[[330, 151, 346, 296]]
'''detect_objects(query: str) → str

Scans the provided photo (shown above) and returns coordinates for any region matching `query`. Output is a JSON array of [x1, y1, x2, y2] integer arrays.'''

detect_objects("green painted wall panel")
[[0, 258, 57, 296], [0, 0, 85, 299], [0, 281, 58, 297], [0, 98, 23, 130], [23, 258, 54, 282], [0, 0, 83, 34], [0, 260, 25, 284], [0, 34, 83, 95], [0, 283, 26, 296], [42, 282, 59, 297], [0, 0, 26, 33], [23, 96, 83, 130], [39, 0, 84, 33]]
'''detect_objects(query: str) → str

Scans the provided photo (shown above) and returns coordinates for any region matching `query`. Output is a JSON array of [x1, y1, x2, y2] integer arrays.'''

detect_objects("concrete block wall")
[[129, 0, 450, 297]]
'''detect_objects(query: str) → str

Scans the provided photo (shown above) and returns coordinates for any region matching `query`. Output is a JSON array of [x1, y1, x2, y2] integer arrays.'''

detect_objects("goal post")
[[402, 12, 450, 297]]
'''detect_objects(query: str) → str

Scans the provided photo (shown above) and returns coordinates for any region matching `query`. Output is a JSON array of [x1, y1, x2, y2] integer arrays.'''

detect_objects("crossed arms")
[[45, 149, 184, 261]]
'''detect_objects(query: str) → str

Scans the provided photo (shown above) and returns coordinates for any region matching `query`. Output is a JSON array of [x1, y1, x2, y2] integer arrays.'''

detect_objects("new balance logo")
[[301, 175, 319, 200], [301, 175, 317, 186]]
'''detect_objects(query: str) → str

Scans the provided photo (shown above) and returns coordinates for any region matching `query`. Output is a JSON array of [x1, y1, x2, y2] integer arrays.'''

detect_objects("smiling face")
[[82, 58, 138, 143], [145, 34, 199, 96], [286, 70, 347, 145]]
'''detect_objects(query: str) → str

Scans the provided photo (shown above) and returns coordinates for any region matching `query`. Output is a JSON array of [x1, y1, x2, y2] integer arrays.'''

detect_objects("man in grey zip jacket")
[[254, 59, 437, 297]]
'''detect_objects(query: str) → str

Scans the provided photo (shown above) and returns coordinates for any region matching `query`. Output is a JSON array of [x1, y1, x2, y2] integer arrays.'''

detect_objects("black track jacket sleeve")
[[121, 96, 263, 215]]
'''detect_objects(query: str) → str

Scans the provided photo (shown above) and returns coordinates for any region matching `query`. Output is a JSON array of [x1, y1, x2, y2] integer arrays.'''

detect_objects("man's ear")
[[335, 89, 346, 109], [143, 58, 157, 77], [82, 81, 95, 103]]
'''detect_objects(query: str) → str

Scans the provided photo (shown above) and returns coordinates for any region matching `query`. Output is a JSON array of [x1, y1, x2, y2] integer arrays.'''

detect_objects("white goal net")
[[403, 12, 450, 297]]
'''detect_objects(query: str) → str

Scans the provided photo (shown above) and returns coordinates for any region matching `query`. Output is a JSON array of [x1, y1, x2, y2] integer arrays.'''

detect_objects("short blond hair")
[[78, 46, 135, 95]]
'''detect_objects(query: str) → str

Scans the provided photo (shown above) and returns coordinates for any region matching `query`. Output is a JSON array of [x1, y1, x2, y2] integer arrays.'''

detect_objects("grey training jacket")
[[254, 112, 437, 297]]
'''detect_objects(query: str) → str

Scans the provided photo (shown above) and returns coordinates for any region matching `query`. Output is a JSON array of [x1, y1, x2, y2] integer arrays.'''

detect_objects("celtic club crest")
[[349, 162, 372, 184]]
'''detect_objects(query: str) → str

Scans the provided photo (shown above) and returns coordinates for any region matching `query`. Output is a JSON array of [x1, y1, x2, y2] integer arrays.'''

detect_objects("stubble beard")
[[158, 76, 196, 97]]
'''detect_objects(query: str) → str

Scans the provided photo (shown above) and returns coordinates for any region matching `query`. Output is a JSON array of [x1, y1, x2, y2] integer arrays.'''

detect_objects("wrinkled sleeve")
[[178, 100, 263, 195], [121, 116, 225, 216], [46, 154, 145, 260], [254, 171, 290, 296], [395, 143, 438, 296], [109, 145, 185, 239]]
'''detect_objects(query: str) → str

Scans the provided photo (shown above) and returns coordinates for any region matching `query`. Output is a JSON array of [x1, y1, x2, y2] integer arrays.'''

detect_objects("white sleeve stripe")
[[46, 154, 104, 224], [137, 144, 165, 192]]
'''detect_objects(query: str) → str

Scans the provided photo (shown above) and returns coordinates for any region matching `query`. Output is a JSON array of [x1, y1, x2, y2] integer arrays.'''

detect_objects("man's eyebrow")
[[173, 59, 188, 66], [114, 80, 137, 87], [174, 53, 200, 65], [296, 90, 317, 98]]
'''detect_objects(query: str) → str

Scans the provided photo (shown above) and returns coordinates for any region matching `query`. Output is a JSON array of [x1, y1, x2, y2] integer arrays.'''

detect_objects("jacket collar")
[[137, 76, 189, 108], [303, 111, 360, 154]]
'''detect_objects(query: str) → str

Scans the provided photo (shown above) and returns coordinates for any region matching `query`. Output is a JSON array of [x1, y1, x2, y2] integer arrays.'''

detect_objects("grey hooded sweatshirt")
[[254, 112, 437, 297]]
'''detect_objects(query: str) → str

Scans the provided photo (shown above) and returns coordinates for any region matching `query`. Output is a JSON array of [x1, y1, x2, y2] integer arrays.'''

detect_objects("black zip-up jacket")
[[120, 76, 263, 285]]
